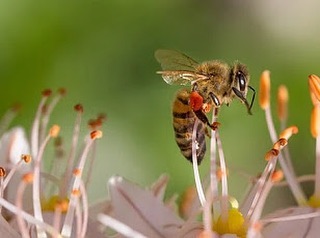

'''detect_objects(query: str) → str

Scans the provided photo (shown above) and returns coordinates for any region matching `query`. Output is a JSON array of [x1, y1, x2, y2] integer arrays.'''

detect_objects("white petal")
[[0, 215, 20, 238], [108, 176, 184, 238], [150, 174, 169, 201], [0, 127, 30, 168], [261, 206, 320, 237]]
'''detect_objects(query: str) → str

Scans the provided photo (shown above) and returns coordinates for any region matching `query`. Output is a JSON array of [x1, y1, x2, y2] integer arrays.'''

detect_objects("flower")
[[0, 89, 105, 237]]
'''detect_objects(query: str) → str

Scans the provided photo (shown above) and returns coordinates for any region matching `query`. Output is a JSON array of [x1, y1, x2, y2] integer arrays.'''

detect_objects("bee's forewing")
[[155, 49, 199, 71]]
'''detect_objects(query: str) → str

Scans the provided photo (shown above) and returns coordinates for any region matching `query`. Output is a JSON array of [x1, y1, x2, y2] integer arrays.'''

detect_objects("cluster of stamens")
[[0, 88, 104, 237]]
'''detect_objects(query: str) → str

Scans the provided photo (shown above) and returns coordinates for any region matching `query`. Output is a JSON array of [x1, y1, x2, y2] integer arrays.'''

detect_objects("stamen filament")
[[61, 104, 83, 198], [0, 197, 62, 238], [80, 181, 89, 238], [33, 132, 52, 238], [31, 90, 51, 158], [39, 89, 65, 147], [314, 134, 320, 199], [210, 110, 219, 201], [61, 133, 98, 237], [3, 158, 26, 189], [262, 76, 307, 205], [216, 130, 229, 222], [16, 177, 31, 238], [191, 119, 206, 207]]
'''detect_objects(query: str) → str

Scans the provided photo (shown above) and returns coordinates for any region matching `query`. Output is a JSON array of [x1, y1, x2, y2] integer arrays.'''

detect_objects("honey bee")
[[155, 49, 255, 163]]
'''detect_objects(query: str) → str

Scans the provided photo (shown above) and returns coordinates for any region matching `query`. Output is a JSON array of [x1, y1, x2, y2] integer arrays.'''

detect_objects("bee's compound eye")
[[237, 72, 246, 92]]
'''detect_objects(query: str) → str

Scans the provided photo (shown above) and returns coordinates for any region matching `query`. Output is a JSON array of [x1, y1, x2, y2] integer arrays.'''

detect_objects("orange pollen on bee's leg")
[[202, 102, 212, 113], [189, 91, 204, 111]]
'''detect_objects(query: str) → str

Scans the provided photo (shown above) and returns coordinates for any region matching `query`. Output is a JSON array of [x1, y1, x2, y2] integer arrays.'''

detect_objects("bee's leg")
[[204, 127, 211, 138], [193, 109, 219, 130]]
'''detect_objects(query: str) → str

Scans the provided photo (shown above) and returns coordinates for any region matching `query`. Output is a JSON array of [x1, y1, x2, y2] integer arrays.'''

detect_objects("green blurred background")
[[1, 0, 319, 212]]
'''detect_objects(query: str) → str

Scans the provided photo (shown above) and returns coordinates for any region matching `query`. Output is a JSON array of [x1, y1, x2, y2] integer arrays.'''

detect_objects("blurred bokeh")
[[1, 0, 319, 212]]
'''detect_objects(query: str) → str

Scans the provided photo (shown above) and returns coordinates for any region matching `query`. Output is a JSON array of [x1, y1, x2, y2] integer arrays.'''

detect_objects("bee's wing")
[[157, 70, 207, 85], [155, 49, 203, 85], [155, 49, 199, 71]]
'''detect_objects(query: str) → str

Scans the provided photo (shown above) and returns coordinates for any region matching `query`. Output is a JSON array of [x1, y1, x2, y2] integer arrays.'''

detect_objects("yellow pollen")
[[50, 125, 60, 138], [308, 194, 320, 208], [42, 195, 69, 213], [213, 208, 247, 238], [56, 200, 69, 212], [90, 130, 103, 139], [259, 70, 271, 110], [311, 105, 320, 138]]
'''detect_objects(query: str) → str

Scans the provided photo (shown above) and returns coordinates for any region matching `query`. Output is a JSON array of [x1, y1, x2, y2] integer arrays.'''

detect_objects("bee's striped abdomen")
[[172, 89, 206, 164]]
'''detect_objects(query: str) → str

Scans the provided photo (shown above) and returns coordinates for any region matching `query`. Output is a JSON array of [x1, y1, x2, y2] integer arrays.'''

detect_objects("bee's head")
[[230, 62, 255, 115]]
